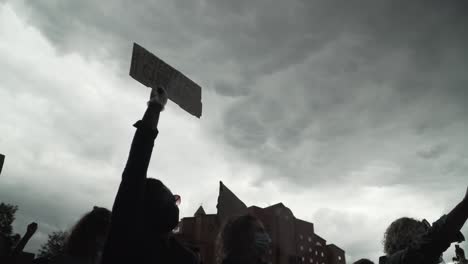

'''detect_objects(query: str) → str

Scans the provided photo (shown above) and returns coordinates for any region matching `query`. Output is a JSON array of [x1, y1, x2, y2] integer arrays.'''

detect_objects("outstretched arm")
[[11, 222, 37, 256], [420, 186, 468, 256], [102, 87, 168, 264], [389, 186, 468, 264], [442, 186, 468, 240], [122, 87, 167, 183]]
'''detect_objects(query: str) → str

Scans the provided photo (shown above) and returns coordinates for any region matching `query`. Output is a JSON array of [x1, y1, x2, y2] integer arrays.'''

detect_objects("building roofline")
[[326, 244, 345, 252], [314, 233, 326, 241]]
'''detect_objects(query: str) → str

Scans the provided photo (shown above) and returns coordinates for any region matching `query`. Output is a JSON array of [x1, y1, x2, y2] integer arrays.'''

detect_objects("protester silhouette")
[[102, 87, 198, 264], [453, 244, 467, 264], [379, 186, 468, 264], [11, 222, 38, 257], [353, 258, 374, 264], [51, 206, 110, 264], [216, 214, 271, 264]]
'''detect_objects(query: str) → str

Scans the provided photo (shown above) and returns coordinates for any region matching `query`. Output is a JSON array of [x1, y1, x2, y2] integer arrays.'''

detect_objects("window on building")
[[269, 249, 272, 255], [300, 246, 304, 251], [315, 242, 322, 246], [302, 257, 305, 262], [309, 259, 313, 263], [321, 252, 324, 257], [315, 251, 318, 256], [308, 236, 312, 242], [300, 234, 304, 240], [338, 256, 342, 261], [309, 248, 312, 252]]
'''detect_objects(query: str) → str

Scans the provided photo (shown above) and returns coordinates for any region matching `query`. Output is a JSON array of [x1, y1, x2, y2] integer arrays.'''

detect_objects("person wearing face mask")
[[102, 87, 198, 264], [379, 186, 468, 264], [216, 214, 272, 264], [51, 206, 111, 264]]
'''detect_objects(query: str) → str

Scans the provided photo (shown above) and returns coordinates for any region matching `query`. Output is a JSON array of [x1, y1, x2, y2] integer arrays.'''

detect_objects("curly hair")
[[65, 206, 111, 259], [215, 214, 263, 264], [383, 217, 427, 255]]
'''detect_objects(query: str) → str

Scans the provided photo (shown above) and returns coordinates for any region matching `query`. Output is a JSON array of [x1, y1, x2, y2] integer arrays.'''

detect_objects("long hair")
[[216, 214, 263, 264], [383, 217, 426, 255], [65, 206, 111, 259]]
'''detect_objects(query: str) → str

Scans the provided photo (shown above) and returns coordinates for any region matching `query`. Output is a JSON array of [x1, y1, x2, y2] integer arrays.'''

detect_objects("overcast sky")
[[1, 0, 467, 262]]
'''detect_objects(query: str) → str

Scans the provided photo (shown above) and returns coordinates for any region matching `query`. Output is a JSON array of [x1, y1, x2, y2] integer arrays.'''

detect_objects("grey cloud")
[[3, 0, 468, 260], [214, 80, 248, 97], [417, 143, 449, 160], [312, 208, 387, 263], [211, 1, 468, 187]]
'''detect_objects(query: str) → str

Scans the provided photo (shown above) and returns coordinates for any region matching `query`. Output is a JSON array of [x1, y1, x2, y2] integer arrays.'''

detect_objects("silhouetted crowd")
[[1, 87, 467, 264]]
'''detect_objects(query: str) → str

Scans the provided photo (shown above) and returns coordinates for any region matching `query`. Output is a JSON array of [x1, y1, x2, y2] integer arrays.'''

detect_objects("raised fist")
[[26, 222, 38, 234]]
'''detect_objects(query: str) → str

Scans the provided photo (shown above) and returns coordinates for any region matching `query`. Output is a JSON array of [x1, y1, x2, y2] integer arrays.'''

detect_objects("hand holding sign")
[[130, 43, 202, 118], [147, 87, 168, 111]]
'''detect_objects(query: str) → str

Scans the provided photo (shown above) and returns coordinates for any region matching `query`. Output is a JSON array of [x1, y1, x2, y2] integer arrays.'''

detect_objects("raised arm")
[[11, 222, 37, 256], [441, 186, 468, 240], [102, 87, 167, 264], [388, 186, 468, 264], [122, 87, 167, 183]]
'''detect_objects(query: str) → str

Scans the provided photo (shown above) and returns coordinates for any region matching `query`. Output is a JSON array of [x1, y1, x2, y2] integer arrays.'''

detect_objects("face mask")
[[254, 232, 271, 254], [151, 204, 179, 233], [164, 205, 179, 232]]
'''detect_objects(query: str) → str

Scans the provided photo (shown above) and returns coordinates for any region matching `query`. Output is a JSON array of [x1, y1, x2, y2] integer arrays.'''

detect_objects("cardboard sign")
[[130, 43, 202, 118], [0, 154, 4, 176]]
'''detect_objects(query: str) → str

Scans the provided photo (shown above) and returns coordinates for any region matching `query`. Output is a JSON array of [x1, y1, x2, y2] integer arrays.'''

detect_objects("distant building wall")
[[326, 244, 346, 264], [295, 220, 318, 264], [176, 182, 347, 264]]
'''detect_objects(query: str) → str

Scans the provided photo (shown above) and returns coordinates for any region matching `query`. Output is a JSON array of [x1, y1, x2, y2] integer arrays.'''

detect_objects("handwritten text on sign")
[[130, 43, 202, 118]]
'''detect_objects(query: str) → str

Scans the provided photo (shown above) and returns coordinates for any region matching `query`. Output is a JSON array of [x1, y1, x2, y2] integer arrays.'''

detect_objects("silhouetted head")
[[143, 178, 180, 235], [353, 259, 374, 264], [216, 214, 271, 264], [383, 217, 427, 255], [65, 206, 111, 260]]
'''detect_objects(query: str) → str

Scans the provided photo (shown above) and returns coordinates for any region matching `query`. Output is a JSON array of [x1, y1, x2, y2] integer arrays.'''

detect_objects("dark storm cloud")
[[213, 0, 468, 187], [3, 0, 468, 260], [9, 0, 468, 203]]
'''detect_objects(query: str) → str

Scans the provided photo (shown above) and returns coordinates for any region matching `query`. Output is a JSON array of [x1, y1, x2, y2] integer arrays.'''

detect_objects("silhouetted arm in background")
[[102, 88, 167, 264], [11, 222, 37, 257], [384, 186, 468, 264]]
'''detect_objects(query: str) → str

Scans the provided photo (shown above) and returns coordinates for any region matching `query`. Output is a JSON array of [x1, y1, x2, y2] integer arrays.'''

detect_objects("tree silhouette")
[[0, 203, 18, 237], [37, 231, 68, 259], [0, 202, 19, 254]]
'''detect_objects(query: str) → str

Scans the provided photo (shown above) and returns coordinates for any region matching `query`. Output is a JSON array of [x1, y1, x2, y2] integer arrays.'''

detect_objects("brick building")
[[174, 181, 346, 264]]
